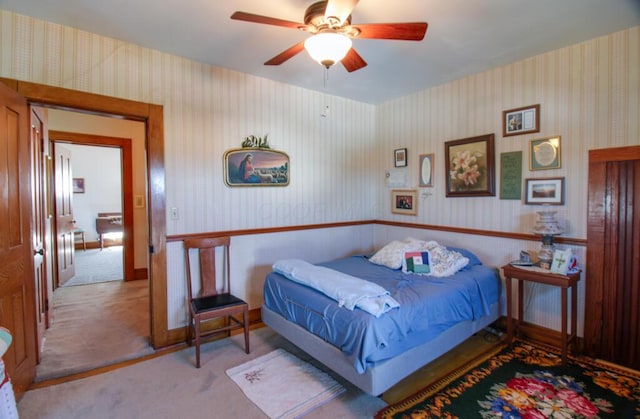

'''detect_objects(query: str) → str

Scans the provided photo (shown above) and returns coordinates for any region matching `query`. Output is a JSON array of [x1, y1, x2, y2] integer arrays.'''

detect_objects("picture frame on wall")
[[530, 136, 561, 170], [525, 177, 565, 205], [444, 134, 495, 197], [502, 104, 540, 137], [394, 148, 407, 167], [223, 148, 290, 187], [418, 153, 434, 187], [391, 189, 417, 215], [72, 178, 85, 193]]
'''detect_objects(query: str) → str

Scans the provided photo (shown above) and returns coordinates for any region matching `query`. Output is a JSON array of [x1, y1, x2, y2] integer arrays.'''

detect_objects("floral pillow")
[[427, 244, 469, 277]]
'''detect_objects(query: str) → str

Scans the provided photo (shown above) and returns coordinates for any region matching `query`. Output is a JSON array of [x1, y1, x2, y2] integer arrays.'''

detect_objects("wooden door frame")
[[50, 132, 136, 282], [1, 78, 169, 348]]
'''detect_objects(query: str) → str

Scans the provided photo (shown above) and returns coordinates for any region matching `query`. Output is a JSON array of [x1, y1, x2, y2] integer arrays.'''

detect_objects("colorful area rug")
[[377, 339, 640, 418], [226, 348, 345, 418]]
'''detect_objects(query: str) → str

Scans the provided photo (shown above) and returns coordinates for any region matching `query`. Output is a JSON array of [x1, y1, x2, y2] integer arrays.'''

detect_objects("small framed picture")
[[418, 153, 434, 187], [73, 178, 85, 194], [503, 104, 540, 137], [525, 177, 565, 205], [391, 189, 417, 215], [530, 136, 561, 170], [394, 148, 407, 167]]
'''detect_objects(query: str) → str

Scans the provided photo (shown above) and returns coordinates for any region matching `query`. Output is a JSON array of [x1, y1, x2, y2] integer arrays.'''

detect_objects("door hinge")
[[149, 245, 155, 254], [45, 299, 49, 311]]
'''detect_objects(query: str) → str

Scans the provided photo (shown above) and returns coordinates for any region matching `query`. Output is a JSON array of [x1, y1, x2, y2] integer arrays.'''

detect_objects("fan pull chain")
[[323, 67, 329, 89]]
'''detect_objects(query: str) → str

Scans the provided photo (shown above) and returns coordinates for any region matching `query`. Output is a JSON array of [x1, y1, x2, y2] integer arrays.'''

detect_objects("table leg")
[[561, 287, 568, 364], [506, 275, 513, 344]]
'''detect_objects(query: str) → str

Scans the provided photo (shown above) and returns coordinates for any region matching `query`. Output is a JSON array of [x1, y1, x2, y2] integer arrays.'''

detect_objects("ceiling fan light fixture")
[[304, 32, 352, 68]]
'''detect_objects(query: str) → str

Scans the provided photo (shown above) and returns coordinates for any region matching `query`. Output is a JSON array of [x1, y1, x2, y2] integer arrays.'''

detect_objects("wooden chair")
[[183, 236, 249, 367]]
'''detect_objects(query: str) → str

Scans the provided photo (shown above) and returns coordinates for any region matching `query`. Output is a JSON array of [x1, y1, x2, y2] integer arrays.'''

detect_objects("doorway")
[[37, 110, 151, 379], [1, 78, 167, 397]]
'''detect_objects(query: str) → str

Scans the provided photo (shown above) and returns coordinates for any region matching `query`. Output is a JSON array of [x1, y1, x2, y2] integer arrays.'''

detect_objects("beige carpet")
[[62, 246, 123, 286], [36, 280, 153, 381], [19, 327, 387, 418]]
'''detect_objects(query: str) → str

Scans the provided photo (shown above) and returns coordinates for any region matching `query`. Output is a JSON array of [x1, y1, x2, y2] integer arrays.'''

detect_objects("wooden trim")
[[589, 146, 640, 162], [134, 268, 148, 280], [167, 220, 374, 242], [2, 78, 168, 349], [167, 219, 587, 246]]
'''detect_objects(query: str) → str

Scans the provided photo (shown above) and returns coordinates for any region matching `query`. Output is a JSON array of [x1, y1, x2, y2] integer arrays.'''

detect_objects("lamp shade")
[[532, 208, 564, 236], [304, 32, 352, 68]]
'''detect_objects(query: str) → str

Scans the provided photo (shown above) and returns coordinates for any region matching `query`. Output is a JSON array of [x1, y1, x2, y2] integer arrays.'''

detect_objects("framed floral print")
[[445, 134, 495, 197]]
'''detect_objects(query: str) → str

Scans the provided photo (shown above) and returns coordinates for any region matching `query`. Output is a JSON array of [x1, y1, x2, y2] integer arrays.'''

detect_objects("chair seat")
[[191, 294, 246, 313]]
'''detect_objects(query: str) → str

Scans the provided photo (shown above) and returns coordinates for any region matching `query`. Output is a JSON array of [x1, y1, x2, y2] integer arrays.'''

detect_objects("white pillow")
[[369, 240, 411, 269]]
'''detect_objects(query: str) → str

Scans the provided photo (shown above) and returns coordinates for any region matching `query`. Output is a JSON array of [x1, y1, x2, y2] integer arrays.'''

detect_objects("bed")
[[261, 240, 502, 396]]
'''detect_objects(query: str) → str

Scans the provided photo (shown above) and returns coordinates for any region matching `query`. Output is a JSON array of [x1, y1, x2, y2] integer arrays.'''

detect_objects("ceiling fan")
[[231, 0, 428, 72]]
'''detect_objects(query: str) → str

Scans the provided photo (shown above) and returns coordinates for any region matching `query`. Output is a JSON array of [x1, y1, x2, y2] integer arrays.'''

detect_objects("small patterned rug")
[[376, 339, 640, 418], [226, 348, 345, 418]]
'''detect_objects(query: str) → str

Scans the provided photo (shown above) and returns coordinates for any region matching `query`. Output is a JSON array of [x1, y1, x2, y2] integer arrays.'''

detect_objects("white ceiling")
[[2, 0, 639, 104]]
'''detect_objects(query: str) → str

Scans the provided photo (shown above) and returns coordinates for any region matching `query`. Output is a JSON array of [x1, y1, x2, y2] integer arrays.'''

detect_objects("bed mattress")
[[263, 254, 500, 373]]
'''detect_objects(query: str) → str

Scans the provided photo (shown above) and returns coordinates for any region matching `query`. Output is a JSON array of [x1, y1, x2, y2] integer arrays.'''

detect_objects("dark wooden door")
[[54, 144, 76, 285], [585, 145, 640, 369], [0, 81, 37, 397]]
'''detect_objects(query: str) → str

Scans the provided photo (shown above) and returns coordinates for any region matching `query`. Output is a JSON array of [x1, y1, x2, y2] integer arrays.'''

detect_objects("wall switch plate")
[[170, 207, 179, 220]]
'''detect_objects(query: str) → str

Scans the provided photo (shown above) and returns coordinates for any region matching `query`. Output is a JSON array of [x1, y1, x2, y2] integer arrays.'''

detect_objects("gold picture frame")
[[530, 136, 561, 170], [391, 189, 417, 215]]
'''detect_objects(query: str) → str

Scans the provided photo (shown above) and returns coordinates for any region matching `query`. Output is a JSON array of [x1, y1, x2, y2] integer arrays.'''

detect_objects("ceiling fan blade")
[[354, 22, 428, 40], [325, 0, 359, 25], [341, 48, 367, 72], [231, 11, 304, 30], [264, 41, 306, 66]]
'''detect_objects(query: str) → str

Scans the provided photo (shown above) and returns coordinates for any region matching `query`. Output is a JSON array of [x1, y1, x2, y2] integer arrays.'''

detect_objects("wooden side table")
[[502, 264, 581, 364]]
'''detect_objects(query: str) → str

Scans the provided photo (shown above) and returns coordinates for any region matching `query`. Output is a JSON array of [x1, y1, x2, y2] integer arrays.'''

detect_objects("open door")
[[30, 107, 50, 362], [54, 144, 75, 285], [0, 81, 37, 397]]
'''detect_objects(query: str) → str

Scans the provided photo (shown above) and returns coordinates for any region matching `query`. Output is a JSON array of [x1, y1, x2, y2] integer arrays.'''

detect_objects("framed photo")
[[530, 136, 561, 170], [72, 178, 85, 194], [394, 148, 407, 167], [503, 104, 540, 137], [223, 148, 290, 187], [525, 177, 565, 205], [418, 153, 434, 187], [391, 189, 417, 215], [445, 134, 495, 197]]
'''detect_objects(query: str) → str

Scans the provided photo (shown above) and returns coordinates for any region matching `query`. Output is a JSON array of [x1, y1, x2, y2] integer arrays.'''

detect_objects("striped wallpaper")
[[376, 26, 639, 240], [2, 9, 638, 333]]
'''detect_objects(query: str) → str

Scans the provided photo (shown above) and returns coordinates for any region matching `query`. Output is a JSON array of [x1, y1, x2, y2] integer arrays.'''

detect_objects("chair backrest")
[[183, 236, 231, 300]]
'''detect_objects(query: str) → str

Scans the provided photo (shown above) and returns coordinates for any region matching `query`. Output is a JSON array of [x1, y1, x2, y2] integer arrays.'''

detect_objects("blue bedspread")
[[263, 254, 500, 373]]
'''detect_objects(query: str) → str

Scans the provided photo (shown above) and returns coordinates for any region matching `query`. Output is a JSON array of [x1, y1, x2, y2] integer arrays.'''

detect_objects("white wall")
[[65, 143, 121, 240]]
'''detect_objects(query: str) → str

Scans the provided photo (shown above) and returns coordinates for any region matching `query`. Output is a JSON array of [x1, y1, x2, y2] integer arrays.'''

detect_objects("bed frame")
[[262, 301, 500, 396]]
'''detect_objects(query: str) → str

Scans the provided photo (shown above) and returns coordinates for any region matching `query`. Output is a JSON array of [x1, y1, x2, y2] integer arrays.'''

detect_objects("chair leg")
[[194, 319, 201, 368], [243, 309, 250, 354]]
